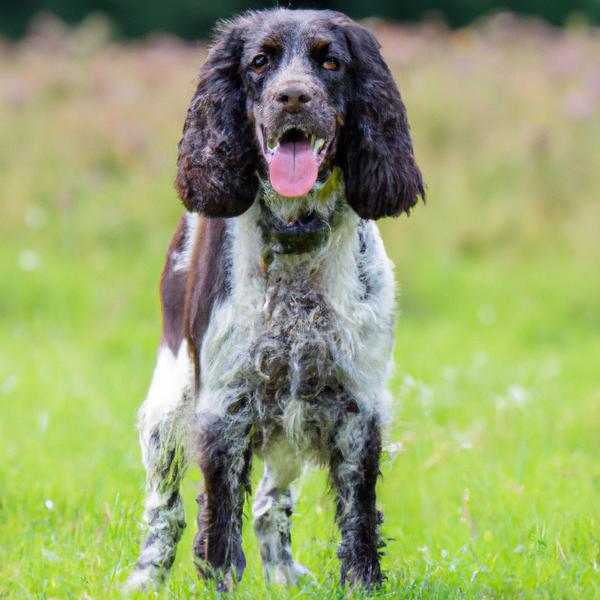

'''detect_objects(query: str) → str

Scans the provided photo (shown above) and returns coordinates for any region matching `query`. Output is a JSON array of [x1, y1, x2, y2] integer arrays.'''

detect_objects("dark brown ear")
[[175, 19, 258, 217], [338, 22, 425, 219]]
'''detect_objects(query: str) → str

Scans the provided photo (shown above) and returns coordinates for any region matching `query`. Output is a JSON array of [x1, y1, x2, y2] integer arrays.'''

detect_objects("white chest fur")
[[197, 203, 397, 448]]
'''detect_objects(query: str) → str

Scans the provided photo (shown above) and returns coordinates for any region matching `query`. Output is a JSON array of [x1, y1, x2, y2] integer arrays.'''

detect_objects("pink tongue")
[[269, 140, 318, 198]]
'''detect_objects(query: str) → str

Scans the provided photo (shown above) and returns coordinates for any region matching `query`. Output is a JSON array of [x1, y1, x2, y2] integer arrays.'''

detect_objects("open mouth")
[[257, 126, 330, 198]]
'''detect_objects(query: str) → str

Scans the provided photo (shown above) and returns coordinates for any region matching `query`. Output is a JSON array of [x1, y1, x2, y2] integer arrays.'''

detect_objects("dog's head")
[[175, 9, 424, 231]]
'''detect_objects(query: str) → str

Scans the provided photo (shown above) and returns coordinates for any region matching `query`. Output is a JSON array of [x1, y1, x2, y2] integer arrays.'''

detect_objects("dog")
[[125, 8, 424, 592]]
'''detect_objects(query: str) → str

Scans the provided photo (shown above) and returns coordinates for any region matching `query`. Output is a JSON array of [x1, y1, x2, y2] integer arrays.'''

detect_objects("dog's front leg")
[[329, 413, 384, 588], [252, 441, 311, 585], [194, 413, 252, 591], [125, 343, 192, 592]]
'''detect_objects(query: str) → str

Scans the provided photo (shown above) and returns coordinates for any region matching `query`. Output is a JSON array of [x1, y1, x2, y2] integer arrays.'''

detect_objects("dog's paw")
[[340, 559, 384, 590], [266, 559, 314, 586], [122, 565, 164, 594]]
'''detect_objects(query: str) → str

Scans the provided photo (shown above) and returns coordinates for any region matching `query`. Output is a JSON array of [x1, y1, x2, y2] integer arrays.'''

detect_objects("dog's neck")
[[257, 166, 345, 227], [230, 175, 361, 303]]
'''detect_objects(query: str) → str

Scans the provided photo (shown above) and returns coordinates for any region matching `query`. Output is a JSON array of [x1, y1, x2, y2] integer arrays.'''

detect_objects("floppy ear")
[[175, 20, 258, 217], [338, 22, 425, 219]]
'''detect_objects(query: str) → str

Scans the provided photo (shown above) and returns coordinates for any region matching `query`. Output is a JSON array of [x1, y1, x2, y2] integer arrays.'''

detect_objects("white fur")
[[197, 202, 396, 427], [138, 341, 193, 444], [173, 212, 199, 272], [129, 186, 397, 590], [251, 438, 311, 584]]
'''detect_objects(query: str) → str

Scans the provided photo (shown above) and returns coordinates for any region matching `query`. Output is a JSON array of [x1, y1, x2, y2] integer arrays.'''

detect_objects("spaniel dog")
[[126, 8, 423, 592]]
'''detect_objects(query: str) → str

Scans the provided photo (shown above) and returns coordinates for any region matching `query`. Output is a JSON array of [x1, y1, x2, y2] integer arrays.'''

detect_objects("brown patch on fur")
[[260, 35, 283, 53], [310, 38, 330, 52], [184, 217, 230, 391], [159, 214, 189, 354], [159, 214, 230, 390]]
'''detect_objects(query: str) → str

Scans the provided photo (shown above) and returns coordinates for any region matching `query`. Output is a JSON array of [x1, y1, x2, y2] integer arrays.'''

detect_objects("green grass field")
[[1, 15, 600, 599]]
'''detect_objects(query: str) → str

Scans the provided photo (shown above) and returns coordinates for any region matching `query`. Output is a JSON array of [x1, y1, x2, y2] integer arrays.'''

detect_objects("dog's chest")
[[249, 276, 343, 404], [198, 211, 377, 428]]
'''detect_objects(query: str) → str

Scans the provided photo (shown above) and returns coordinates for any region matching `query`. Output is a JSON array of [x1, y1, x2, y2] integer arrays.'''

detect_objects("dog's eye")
[[322, 56, 339, 71], [251, 53, 269, 73]]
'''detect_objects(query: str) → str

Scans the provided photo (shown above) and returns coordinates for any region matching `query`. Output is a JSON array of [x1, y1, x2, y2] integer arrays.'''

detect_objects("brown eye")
[[322, 56, 339, 71], [251, 53, 269, 73]]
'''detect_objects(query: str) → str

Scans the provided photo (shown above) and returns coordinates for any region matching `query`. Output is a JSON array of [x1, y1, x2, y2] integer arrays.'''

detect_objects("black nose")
[[276, 86, 312, 112]]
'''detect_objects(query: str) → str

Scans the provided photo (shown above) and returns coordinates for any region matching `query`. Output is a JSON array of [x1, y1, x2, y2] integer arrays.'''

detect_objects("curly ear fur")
[[175, 19, 258, 217], [338, 22, 425, 219]]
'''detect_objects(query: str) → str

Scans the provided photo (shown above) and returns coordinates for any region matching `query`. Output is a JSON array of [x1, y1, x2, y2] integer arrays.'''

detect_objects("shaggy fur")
[[126, 7, 423, 592]]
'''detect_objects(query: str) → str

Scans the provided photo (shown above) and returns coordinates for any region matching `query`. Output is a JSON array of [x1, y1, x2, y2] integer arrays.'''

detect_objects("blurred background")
[[1, 1, 600, 598], [1, 0, 600, 38]]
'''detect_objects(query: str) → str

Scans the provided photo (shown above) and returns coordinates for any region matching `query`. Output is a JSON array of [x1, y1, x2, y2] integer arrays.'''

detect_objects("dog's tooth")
[[312, 138, 325, 156]]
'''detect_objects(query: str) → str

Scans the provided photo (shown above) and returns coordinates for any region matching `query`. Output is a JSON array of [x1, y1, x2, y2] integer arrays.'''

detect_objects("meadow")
[[1, 13, 600, 598]]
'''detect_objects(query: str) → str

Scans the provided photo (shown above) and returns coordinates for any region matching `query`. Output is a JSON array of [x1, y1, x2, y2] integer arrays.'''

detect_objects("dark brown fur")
[[159, 216, 230, 386], [183, 218, 230, 390], [175, 24, 258, 217], [194, 417, 252, 591], [134, 8, 424, 592], [334, 18, 424, 218], [174, 9, 424, 220], [159, 215, 189, 354], [330, 414, 384, 586]]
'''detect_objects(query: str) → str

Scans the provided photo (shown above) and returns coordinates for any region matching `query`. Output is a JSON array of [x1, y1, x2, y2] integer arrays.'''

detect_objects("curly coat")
[[126, 8, 424, 593]]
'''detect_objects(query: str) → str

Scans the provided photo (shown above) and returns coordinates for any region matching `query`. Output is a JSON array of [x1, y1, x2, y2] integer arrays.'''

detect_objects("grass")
[[1, 13, 600, 599]]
